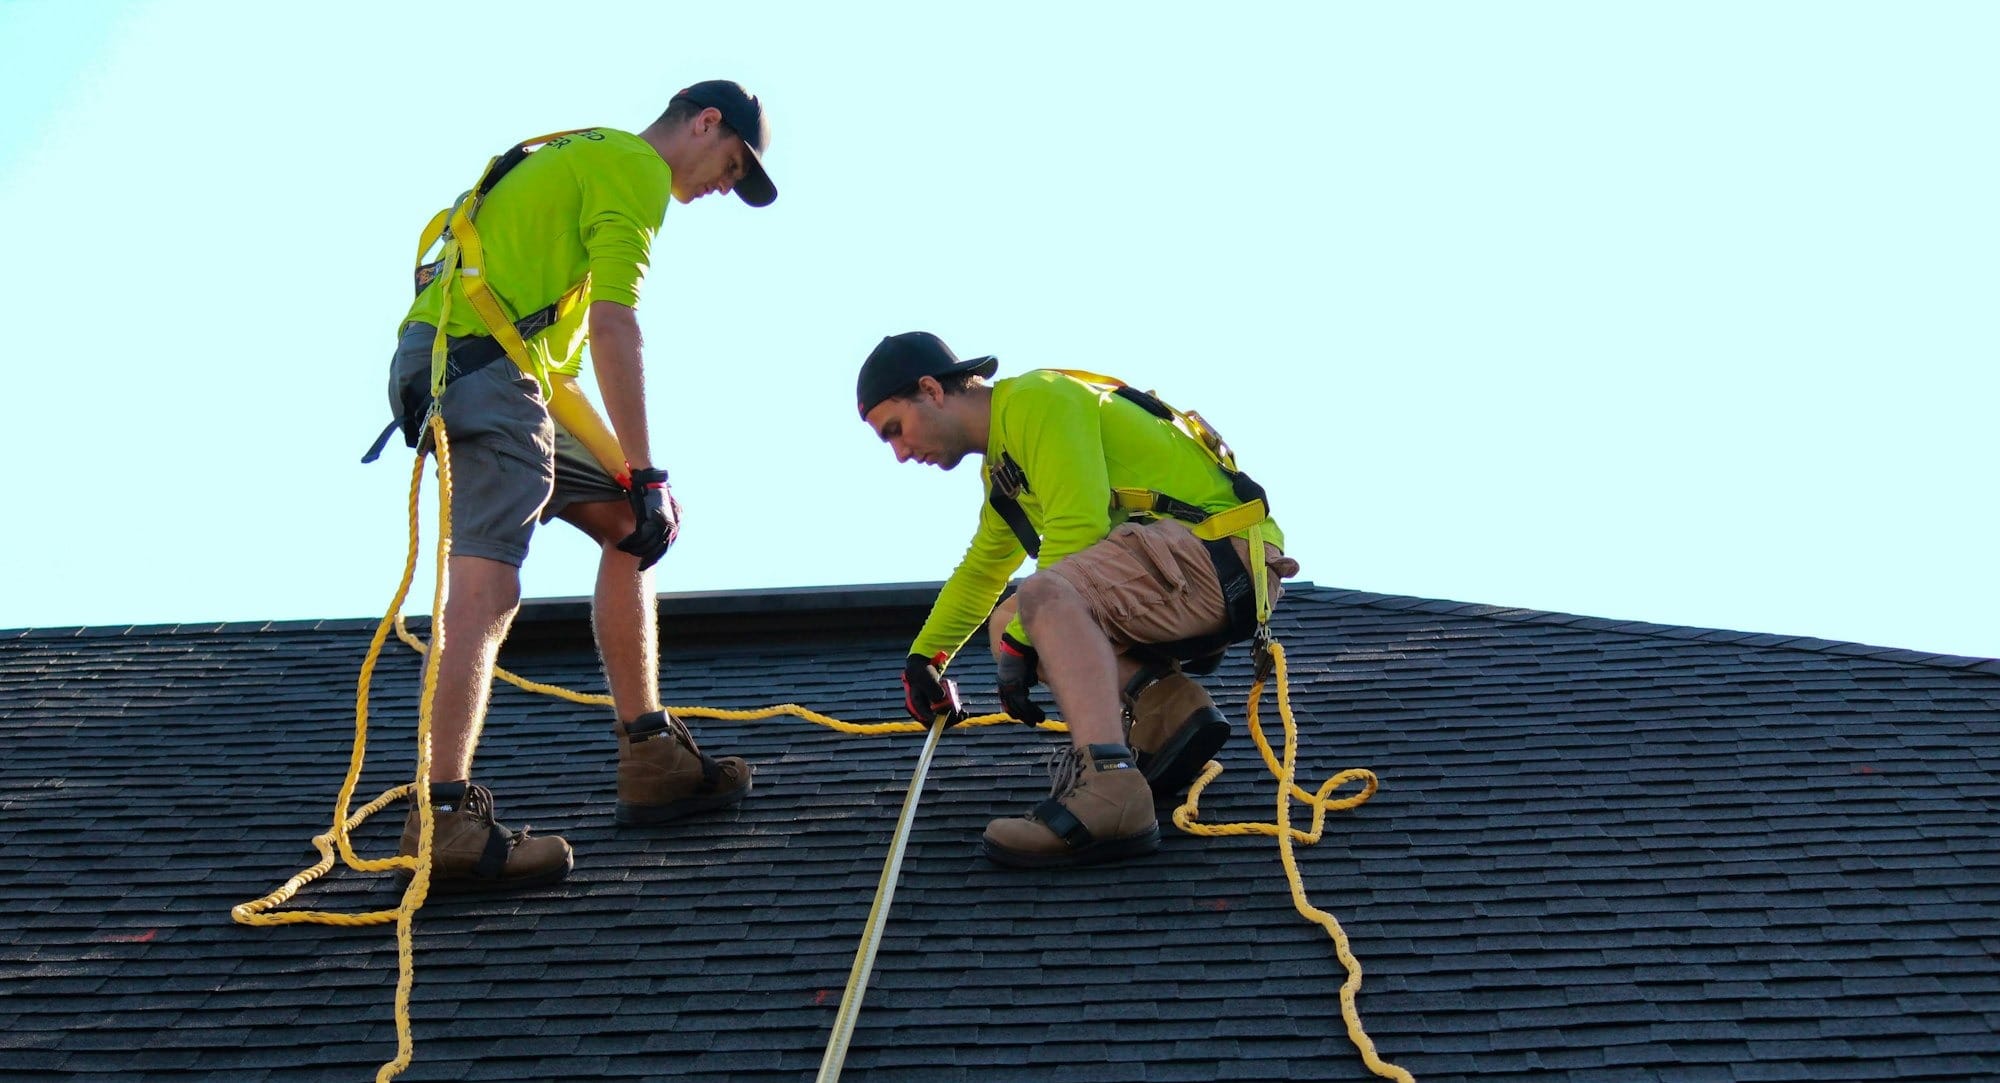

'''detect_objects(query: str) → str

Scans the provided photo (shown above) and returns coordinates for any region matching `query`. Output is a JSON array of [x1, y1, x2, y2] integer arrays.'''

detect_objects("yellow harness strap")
[[1053, 369, 1279, 663], [1109, 489, 1270, 541], [1046, 369, 1272, 542], [417, 131, 630, 481]]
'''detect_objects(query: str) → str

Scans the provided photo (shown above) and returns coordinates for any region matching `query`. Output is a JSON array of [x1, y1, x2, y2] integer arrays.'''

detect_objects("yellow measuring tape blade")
[[815, 710, 949, 1082]]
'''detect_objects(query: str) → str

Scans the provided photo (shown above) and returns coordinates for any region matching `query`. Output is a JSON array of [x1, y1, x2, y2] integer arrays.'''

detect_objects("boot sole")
[[980, 825, 1162, 869], [397, 852, 574, 896], [1138, 709, 1231, 800], [615, 775, 754, 826]]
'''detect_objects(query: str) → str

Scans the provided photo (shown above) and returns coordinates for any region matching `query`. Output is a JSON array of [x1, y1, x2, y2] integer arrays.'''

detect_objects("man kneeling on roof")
[[857, 332, 1300, 868]]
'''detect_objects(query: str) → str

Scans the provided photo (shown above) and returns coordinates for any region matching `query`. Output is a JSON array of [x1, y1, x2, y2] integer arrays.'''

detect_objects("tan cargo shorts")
[[1042, 518, 1300, 652]]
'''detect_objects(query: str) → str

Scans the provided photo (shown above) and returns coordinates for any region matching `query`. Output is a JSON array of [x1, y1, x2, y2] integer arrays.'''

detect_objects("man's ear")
[[916, 375, 945, 404]]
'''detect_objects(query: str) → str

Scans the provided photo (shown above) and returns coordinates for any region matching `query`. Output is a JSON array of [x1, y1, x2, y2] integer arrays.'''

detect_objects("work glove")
[[902, 651, 965, 725], [615, 466, 681, 571], [995, 632, 1045, 725]]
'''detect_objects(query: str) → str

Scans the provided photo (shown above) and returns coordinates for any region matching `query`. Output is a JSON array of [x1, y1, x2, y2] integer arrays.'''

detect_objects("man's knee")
[[447, 555, 524, 620], [1013, 571, 1079, 620]]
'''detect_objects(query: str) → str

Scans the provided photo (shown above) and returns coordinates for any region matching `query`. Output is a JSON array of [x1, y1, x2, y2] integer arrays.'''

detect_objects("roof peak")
[[9, 579, 1996, 676]]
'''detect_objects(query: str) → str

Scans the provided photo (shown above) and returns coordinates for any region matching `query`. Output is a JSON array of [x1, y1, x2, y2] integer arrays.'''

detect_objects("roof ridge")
[[1293, 584, 2000, 677], [0, 583, 960, 639], [11, 582, 1998, 679], [1, 616, 393, 639]]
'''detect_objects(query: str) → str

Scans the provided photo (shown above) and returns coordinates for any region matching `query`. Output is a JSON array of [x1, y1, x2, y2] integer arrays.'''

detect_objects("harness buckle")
[[416, 397, 445, 456]]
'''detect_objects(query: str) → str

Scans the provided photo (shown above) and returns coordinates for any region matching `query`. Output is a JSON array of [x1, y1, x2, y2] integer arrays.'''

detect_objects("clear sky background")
[[3, 1, 1994, 659]]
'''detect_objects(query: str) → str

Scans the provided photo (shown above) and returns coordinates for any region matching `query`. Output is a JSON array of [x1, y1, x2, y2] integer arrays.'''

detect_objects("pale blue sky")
[[3, 1, 1994, 660]]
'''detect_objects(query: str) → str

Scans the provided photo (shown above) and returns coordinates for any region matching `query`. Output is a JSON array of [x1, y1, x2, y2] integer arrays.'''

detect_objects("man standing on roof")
[[381, 81, 778, 893], [857, 333, 1300, 868]]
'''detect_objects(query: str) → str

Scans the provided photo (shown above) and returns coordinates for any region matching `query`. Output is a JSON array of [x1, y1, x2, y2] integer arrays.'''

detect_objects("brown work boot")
[[614, 710, 753, 826], [1124, 665, 1231, 801], [398, 781, 572, 894], [982, 743, 1160, 868]]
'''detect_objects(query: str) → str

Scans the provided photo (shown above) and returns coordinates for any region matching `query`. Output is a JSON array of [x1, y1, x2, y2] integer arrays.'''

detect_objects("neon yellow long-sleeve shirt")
[[911, 369, 1285, 663], [404, 128, 672, 382]]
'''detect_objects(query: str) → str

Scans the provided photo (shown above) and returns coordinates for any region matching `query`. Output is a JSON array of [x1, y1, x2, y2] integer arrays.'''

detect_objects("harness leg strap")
[[473, 825, 513, 880], [1029, 798, 1095, 849]]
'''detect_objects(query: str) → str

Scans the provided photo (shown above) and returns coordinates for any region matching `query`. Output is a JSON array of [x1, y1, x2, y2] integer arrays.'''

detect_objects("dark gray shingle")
[[1, 584, 1996, 1082]]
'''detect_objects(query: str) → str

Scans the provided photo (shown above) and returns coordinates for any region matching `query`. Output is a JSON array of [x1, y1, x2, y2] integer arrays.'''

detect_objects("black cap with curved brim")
[[857, 332, 999, 417], [672, 79, 776, 207]]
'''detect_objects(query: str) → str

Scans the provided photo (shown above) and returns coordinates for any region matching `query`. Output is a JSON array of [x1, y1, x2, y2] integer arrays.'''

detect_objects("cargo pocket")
[[1128, 521, 1193, 596], [1108, 521, 1230, 646]]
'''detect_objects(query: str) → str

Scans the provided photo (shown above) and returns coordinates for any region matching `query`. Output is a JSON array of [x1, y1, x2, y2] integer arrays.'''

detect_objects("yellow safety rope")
[[1171, 638, 1411, 1082], [392, 614, 1057, 735], [230, 412, 458, 1082], [233, 415, 1409, 1081]]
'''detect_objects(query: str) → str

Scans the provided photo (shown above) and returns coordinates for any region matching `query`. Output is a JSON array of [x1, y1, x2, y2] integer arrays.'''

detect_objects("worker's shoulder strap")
[[412, 132, 581, 276], [1045, 369, 1272, 541], [1016, 369, 1281, 650], [410, 128, 588, 369], [1047, 368, 1244, 473], [987, 451, 1040, 558], [979, 370, 1274, 558], [412, 128, 598, 341], [366, 131, 597, 465]]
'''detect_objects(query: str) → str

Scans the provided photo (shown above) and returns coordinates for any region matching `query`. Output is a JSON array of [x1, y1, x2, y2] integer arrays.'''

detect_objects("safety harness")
[[987, 370, 1279, 669], [361, 129, 603, 467]]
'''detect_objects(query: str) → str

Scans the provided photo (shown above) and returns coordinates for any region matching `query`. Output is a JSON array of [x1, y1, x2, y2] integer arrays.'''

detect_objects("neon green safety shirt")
[[404, 128, 672, 387], [912, 369, 1285, 662]]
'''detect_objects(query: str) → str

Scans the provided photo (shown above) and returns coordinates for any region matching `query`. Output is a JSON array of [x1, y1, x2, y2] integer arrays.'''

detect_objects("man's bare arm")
[[589, 299, 652, 472]]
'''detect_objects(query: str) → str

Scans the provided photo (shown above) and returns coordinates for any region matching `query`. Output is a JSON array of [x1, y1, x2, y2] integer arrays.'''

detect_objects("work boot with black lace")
[[1124, 661, 1232, 801], [982, 742, 1160, 868], [613, 710, 753, 826], [398, 781, 573, 894]]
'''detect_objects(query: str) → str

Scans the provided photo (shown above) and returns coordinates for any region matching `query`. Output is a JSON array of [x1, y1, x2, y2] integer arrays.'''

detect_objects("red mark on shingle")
[[1855, 765, 1876, 774], [101, 929, 156, 943], [812, 989, 831, 1005], [1198, 898, 1232, 912]]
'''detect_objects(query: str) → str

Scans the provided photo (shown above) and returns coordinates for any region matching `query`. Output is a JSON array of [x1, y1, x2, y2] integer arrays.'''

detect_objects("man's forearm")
[[589, 300, 652, 471]]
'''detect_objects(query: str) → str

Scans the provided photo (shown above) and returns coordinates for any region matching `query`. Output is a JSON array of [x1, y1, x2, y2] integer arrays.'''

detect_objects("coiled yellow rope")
[[1174, 640, 1411, 1081], [231, 412, 1411, 1082], [230, 413, 458, 1082]]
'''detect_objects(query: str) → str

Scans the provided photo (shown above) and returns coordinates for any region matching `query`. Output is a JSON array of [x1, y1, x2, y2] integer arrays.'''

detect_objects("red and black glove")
[[995, 632, 1045, 725], [616, 466, 681, 571], [902, 651, 965, 725]]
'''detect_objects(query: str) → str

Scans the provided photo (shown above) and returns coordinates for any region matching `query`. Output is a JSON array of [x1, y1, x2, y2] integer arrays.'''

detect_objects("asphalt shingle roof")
[[2, 583, 1996, 1082]]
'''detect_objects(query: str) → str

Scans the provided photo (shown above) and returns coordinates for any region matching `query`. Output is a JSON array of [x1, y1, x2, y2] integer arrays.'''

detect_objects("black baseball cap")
[[672, 79, 776, 207], [857, 332, 999, 417]]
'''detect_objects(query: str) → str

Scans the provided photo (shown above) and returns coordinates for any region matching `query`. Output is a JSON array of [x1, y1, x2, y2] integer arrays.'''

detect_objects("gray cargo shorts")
[[387, 321, 626, 566]]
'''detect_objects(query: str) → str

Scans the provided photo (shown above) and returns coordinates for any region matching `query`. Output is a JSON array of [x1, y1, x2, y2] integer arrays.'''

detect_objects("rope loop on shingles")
[[1171, 638, 1411, 1082], [230, 412, 457, 1081], [230, 411, 1413, 1083]]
